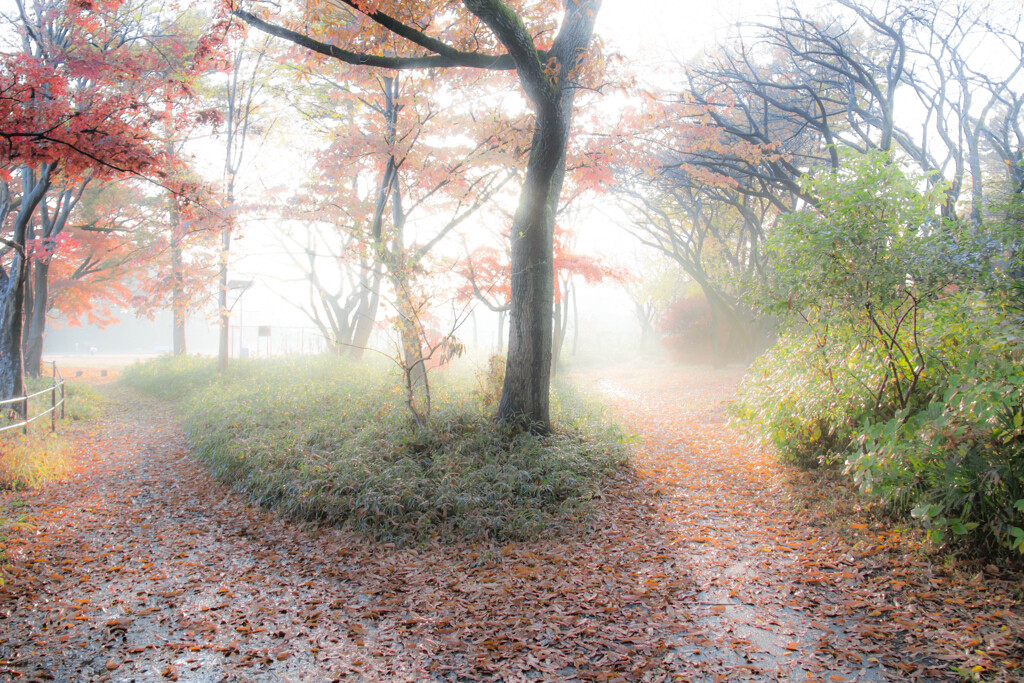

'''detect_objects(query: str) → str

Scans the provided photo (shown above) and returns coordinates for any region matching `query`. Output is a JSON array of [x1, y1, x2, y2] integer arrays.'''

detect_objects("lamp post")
[[227, 279, 254, 360]]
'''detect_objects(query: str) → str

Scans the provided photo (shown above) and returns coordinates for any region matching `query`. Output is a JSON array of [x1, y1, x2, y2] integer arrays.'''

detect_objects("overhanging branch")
[[232, 9, 520, 71]]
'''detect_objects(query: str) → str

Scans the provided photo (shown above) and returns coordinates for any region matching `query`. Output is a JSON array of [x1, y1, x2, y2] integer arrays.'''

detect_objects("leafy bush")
[[735, 151, 1024, 556], [732, 334, 878, 468], [63, 382, 107, 421], [130, 355, 628, 544], [849, 324, 1024, 553]]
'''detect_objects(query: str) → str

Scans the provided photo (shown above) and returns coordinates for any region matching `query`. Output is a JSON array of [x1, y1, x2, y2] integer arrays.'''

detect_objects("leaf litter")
[[0, 364, 1021, 681]]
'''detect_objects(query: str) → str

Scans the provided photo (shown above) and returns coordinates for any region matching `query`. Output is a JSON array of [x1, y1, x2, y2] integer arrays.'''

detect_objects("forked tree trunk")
[[476, 0, 601, 432], [234, 0, 603, 433]]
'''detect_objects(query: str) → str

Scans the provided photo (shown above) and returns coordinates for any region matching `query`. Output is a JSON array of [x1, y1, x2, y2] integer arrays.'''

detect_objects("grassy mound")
[[126, 355, 629, 544]]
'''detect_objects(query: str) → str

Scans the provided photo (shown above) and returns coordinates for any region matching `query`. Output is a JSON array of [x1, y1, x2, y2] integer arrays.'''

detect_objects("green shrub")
[[63, 382, 107, 421], [132, 355, 626, 544], [733, 334, 878, 468], [848, 329, 1024, 554], [736, 151, 1024, 557], [0, 431, 73, 491], [0, 377, 104, 491]]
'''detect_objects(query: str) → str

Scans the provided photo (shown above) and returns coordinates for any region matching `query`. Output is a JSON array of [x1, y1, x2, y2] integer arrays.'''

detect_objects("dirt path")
[[578, 363, 887, 680], [1, 368, 1020, 681], [578, 360, 1022, 682]]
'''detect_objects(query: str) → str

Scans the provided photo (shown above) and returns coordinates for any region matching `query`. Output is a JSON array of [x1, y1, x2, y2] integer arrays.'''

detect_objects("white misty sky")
[[598, 0, 765, 60], [225, 1, 768, 341]]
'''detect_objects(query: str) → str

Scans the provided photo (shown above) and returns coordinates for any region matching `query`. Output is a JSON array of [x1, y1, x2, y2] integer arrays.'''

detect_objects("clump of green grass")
[[0, 430, 73, 491], [0, 498, 32, 586], [128, 355, 628, 544], [121, 354, 223, 401], [62, 381, 107, 421], [23, 376, 108, 422]]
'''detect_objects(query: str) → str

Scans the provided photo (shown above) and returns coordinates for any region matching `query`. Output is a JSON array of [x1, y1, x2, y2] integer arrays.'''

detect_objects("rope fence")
[[0, 362, 66, 435]]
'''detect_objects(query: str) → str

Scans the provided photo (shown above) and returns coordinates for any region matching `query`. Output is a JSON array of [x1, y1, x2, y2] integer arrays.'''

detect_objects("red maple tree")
[[1, 0, 229, 395]]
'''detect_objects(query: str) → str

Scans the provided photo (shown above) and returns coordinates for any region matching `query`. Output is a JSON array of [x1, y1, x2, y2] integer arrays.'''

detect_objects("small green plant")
[[849, 345, 1024, 554], [0, 500, 34, 587], [475, 353, 506, 413], [63, 381, 107, 421]]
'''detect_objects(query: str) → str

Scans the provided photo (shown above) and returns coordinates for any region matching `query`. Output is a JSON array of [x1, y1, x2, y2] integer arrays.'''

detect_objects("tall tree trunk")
[[217, 225, 230, 371], [496, 109, 563, 428], [551, 276, 571, 376], [552, 299, 563, 378], [348, 271, 380, 359], [570, 283, 579, 356], [217, 178, 233, 372], [170, 191, 186, 356], [636, 301, 654, 349], [483, 0, 601, 431], [23, 259, 49, 377], [21, 254, 33, 370], [0, 164, 52, 403]]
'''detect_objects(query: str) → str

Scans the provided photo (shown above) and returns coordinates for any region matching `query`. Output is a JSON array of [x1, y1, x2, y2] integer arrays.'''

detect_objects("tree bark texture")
[[236, 0, 603, 431], [0, 254, 28, 409], [0, 165, 52, 402], [23, 259, 48, 377], [488, 0, 602, 430], [24, 181, 83, 377]]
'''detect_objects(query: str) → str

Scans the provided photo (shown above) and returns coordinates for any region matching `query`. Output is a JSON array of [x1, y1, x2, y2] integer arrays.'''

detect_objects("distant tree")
[[214, 31, 277, 373], [621, 253, 688, 350], [618, 0, 1024, 362], [277, 222, 379, 356], [41, 182, 161, 330], [457, 224, 624, 375], [233, 0, 605, 431], [286, 66, 517, 418]]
